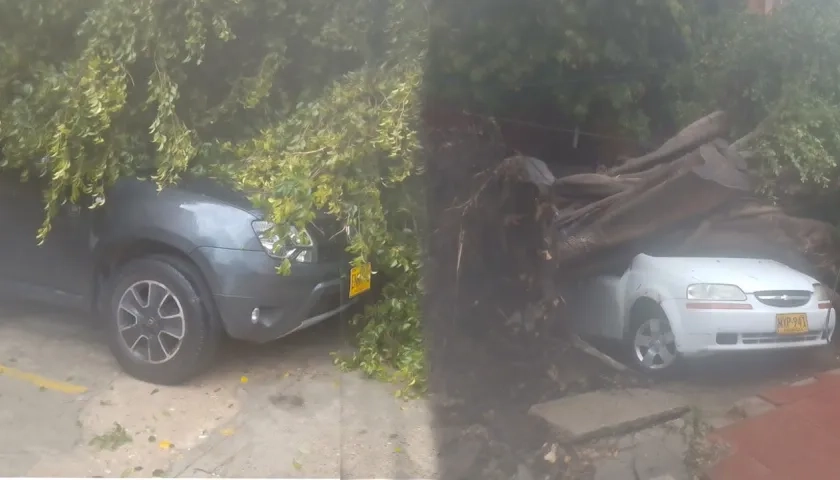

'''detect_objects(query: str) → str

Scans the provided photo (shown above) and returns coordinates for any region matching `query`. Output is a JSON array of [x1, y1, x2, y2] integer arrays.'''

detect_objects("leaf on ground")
[[292, 459, 302, 470], [544, 445, 557, 464], [158, 440, 174, 450], [151, 469, 166, 477], [89, 422, 132, 451]]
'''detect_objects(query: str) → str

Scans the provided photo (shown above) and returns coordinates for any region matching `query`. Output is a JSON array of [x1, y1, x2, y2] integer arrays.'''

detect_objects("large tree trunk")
[[608, 111, 728, 175], [488, 110, 840, 297]]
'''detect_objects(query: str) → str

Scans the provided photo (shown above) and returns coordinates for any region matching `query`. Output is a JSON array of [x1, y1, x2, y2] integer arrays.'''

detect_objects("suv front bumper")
[[192, 247, 359, 343]]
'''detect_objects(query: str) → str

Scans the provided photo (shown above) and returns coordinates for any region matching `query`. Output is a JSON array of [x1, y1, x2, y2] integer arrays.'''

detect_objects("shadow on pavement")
[[0, 296, 354, 382]]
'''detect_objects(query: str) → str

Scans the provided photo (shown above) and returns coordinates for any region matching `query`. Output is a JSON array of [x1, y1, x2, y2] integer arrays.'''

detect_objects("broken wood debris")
[[477, 110, 840, 297]]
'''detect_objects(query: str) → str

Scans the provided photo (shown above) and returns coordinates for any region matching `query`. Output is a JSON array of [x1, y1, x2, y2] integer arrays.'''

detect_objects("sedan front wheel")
[[629, 316, 680, 374]]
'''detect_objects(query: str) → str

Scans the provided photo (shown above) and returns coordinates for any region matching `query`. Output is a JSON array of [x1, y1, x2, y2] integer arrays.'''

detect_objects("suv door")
[[0, 170, 95, 309]]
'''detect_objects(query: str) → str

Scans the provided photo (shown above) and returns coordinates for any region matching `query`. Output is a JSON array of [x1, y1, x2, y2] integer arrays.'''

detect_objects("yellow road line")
[[0, 364, 88, 395]]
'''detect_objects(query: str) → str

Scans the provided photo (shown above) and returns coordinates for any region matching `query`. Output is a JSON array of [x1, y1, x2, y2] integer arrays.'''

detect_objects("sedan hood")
[[640, 256, 818, 293]]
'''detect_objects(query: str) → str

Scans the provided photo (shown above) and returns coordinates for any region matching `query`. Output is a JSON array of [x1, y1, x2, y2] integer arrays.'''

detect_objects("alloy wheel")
[[116, 280, 186, 364], [633, 318, 677, 370]]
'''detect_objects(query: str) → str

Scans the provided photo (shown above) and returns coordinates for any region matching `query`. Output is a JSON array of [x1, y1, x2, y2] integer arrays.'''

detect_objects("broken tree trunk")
[[549, 140, 752, 270], [608, 111, 728, 175], [486, 109, 840, 292]]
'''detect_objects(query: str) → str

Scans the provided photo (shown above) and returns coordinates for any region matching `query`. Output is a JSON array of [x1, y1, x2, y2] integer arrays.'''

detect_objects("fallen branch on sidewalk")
[[569, 334, 628, 372]]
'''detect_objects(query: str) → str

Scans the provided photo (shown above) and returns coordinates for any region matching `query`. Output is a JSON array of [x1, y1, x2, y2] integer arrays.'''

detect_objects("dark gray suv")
[[0, 170, 370, 384]]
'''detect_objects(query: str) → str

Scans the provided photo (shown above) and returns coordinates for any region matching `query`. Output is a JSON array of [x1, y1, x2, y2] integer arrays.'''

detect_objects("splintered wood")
[[494, 111, 840, 287]]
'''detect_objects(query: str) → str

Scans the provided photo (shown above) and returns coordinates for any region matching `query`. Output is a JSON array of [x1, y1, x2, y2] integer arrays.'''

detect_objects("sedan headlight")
[[251, 220, 315, 263], [686, 284, 746, 301], [814, 283, 831, 302]]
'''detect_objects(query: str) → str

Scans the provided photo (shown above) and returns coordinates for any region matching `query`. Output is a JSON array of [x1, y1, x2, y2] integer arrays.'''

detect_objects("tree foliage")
[[3, 0, 840, 392], [0, 0, 421, 232], [427, 0, 705, 140], [668, 0, 840, 202], [0, 0, 430, 390]]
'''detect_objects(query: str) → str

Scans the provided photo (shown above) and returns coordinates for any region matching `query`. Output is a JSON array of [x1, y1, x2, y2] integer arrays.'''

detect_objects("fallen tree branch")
[[570, 334, 628, 372], [609, 111, 728, 175]]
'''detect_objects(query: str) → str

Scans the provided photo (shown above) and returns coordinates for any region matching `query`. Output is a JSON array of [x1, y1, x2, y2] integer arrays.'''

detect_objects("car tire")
[[625, 311, 681, 378], [105, 255, 222, 385]]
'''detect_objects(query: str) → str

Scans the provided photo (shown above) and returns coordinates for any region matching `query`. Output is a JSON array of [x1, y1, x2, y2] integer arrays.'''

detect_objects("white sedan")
[[567, 254, 836, 374]]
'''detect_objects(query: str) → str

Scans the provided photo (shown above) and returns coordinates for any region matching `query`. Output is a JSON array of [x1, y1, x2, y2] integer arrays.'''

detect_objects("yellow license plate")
[[775, 313, 809, 335], [349, 263, 372, 298]]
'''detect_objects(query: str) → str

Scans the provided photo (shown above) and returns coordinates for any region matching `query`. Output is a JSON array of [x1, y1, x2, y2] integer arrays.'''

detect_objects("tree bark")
[[485, 109, 840, 295], [608, 111, 728, 175]]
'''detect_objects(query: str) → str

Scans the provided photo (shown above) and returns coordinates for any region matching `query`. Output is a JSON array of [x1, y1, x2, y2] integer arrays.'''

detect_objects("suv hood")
[[639, 256, 818, 293], [175, 176, 346, 236], [177, 176, 347, 239], [177, 176, 260, 215]]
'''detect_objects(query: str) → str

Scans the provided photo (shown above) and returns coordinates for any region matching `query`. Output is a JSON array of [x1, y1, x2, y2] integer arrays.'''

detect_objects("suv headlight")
[[251, 220, 315, 263], [686, 284, 746, 301]]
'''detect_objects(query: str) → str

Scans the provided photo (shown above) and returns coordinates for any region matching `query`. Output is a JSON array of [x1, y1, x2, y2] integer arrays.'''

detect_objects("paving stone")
[[636, 424, 669, 441], [790, 377, 817, 387], [662, 431, 689, 458], [615, 433, 638, 451], [707, 416, 736, 430], [714, 405, 840, 478], [709, 371, 840, 479], [632, 438, 690, 480], [731, 396, 775, 419], [438, 436, 484, 480], [593, 450, 636, 480], [594, 436, 689, 480], [513, 463, 535, 480], [529, 389, 689, 443], [758, 375, 840, 406], [707, 453, 773, 480]]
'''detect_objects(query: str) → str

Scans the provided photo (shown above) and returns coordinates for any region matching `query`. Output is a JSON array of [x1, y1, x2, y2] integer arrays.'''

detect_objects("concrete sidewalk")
[[709, 369, 840, 479], [0, 303, 439, 479]]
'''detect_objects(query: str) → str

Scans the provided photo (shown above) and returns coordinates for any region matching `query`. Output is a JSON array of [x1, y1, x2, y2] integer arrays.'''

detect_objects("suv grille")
[[754, 290, 811, 308]]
